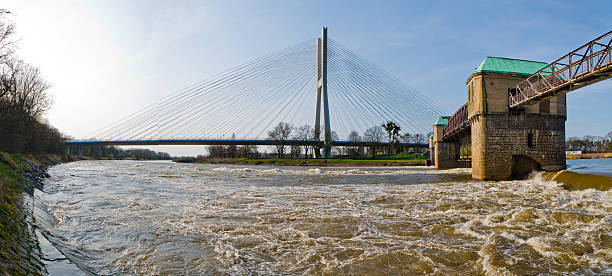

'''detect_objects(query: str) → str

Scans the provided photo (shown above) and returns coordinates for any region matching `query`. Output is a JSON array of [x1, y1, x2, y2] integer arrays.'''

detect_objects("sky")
[[3, 0, 611, 156]]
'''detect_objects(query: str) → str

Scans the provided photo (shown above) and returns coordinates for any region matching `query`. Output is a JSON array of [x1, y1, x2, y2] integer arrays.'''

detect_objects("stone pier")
[[432, 57, 567, 180]]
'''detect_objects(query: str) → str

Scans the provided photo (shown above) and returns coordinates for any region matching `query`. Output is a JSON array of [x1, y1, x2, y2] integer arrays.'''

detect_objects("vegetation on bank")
[[0, 153, 72, 275], [68, 144, 172, 160], [566, 132, 612, 154], [263, 121, 430, 159]]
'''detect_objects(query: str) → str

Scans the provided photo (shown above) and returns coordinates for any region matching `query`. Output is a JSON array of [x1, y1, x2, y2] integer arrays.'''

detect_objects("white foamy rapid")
[[34, 160, 611, 275]]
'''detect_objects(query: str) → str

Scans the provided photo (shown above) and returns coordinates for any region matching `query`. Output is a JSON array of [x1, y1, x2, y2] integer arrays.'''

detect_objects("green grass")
[[364, 154, 426, 160], [0, 152, 72, 275], [0, 153, 29, 172], [243, 157, 422, 163], [0, 153, 44, 275], [0, 155, 27, 204]]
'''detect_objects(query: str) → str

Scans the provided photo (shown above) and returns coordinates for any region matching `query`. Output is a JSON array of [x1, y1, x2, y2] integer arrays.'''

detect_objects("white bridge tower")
[[313, 27, 331, 158]]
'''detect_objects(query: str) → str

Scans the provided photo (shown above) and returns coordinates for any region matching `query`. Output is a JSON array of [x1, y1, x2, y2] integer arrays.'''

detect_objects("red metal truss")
[[443, 102, 468, 138], [509, 30, 612, 108]]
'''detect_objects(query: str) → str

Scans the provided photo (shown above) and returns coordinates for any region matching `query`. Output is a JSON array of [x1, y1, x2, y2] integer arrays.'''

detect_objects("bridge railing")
[[443, 102, 468, 138], [509, 30, 612, 108]]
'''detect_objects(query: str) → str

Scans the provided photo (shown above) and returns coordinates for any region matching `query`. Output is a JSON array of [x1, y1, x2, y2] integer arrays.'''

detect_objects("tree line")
[[208, 144, 261, 158], [0, 10, 66, 154], [566, 132, 612, 153], [68, 144, 171, 160], [233, 121, 430, 159]]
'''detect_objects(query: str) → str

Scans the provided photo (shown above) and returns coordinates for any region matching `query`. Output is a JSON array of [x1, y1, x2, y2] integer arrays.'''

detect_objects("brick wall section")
[[429, 136, 435, 165], [434, 142, 460, 169], [432, 122, 461, 169]]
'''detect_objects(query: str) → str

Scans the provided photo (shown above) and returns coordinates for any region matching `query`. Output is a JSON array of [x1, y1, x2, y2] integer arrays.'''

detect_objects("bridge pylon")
[[313, 27, 331, 158]]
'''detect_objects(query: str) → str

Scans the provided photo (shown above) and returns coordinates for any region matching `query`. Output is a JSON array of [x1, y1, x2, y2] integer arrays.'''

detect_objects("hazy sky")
[[3, 0, 611, 156]]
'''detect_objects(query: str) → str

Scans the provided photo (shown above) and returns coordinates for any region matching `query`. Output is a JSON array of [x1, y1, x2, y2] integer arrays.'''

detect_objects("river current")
[[35, 160, 610, 275]]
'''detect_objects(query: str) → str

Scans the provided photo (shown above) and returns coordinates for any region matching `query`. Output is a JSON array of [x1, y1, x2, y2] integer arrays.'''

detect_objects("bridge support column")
[[471, 112, 566, 180], [432, 118, 460, 169], [428, 136, 435, 165], [313, 27, 331, 158], [466, 64, 566, 180], [435, 142, 460, 169]]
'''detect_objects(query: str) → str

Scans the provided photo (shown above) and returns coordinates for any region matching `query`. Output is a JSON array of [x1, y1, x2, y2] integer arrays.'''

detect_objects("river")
[[35, 160, 611, 275]]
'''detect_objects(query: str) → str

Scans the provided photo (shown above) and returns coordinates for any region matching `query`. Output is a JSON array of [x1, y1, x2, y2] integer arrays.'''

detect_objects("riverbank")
[[174, 156, 429, 166], [0, 153, 74, 275], [567, 152, 612, 159]]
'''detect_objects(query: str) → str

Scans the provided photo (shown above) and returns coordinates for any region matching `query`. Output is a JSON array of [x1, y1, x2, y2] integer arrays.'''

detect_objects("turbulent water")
[[34, 160, 611, 275]]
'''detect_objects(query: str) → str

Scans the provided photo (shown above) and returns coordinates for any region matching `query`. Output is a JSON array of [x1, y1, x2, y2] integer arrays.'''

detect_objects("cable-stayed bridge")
[[67, 28, 445, 157]]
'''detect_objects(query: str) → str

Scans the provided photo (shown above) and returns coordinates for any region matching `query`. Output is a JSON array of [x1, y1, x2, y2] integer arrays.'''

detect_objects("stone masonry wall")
[[471, 112, 566, 180], [435, 142, 460, 169]]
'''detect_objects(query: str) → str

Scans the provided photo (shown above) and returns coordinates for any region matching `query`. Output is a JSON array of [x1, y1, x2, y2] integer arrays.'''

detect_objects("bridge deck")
[[442, 103, 469, 139], [65, 139, 429, 148]]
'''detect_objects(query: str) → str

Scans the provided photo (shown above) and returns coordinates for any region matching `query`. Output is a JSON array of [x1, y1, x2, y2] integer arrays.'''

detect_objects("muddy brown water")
[[34, 160, 611, 275]]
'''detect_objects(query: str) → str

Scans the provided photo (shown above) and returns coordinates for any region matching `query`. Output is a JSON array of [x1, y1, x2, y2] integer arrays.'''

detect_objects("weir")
[[431, 30, 612, 180]]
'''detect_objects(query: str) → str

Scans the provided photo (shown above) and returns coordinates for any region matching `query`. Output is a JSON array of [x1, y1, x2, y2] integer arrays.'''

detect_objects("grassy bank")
[[174, 154, 429, 167], [566, 153, 612, 159], [0, 153, 73, 275]]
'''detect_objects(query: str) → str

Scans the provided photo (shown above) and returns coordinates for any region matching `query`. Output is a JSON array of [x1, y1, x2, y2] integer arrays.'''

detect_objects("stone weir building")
[[430, 57, 566, 180]]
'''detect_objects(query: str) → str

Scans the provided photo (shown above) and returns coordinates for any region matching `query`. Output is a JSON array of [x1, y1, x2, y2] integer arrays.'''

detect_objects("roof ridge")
[[473, 56, 550, 76], [486, 56, 547, 64]]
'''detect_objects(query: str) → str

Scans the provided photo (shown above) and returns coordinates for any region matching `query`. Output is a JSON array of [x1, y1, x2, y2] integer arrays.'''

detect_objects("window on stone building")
[[539, 100, 550, 113], [468, 83, 473, 101], [527, 133, 534, 148]]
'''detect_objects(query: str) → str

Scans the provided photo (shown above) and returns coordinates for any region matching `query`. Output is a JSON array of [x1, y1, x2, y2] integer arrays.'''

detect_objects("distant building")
[[566, 150, 582, 155]]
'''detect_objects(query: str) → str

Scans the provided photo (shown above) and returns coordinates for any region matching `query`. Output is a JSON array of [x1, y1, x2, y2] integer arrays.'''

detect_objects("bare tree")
[[0, 9, 64, 154], [330, 131, 339, 141], [566, 133, 612, 153], [607, 131, 612, 152], [290, 145, 301, 158], [239, 145, 259, 158], [267, 122, 293, 158], [401, 132, 412, 153], [1, 59, 51, 119], [293, 124, 312, 158], [414, 133, 425, 145], [364, 126, 385, 158], [0, 10, 16, 65], [347, 130, 361, 157], [226, 133, 238, 158], [208, 145, 225, 158]]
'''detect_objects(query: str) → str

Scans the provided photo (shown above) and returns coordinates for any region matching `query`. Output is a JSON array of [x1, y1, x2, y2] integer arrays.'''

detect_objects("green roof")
[[434, 116, 448, 126], [474, 56, 549, 76]]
